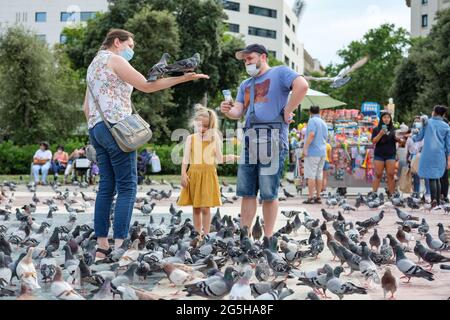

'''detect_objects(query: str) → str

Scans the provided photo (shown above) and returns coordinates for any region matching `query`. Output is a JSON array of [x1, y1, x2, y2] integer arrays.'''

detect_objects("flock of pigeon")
[[0, 179, 449, 300]]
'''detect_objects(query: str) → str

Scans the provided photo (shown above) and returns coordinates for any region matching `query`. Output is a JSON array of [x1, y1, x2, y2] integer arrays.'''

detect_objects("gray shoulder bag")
[[87, 84, 152, 153]]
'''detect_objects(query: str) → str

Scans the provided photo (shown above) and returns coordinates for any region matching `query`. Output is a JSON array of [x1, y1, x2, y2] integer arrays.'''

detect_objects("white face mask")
[[246, 63, 260, 77]]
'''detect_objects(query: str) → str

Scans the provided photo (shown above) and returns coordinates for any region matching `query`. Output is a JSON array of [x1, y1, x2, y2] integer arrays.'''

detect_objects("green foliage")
[[0, 26, 84, 145]]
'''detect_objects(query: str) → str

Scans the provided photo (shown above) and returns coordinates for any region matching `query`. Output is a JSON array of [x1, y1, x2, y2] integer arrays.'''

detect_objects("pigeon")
[[0, 252, 12, 287], [359, 242, 381, 286], [252, 216, 263, 241], [380, 238, 394, 264], [263, 249, 292, 278], [51, 267, 85, 300], [184, 266, 236, 299], [396, 226, 414, 249], [414, 241, 450, 270], [147, 52, 170, 82], [394, 208, 419, 221], [395, 245, 434, 282], [425, 233, 449, 252], [281, 210, 301, 219], [164, 53, 201, 75], [437, 223, 449, 244], [381, 268, 397, 300], [305, 291, 321, 300], [356, 211, 384, 229], [340, 203, 356, 214], [255, 258, 271, 282], [418, 219, 430, 237], [250, 280, 286, 297], [369, 229, 381, 252], [229, 268, 253, 300], [16, 247, 40, 290], [283, 189, 295, 198], [321, 209, 336, 222], [161, 261, 196, 288], [325, 265, 367, 300], [119, 239, 140, 267]]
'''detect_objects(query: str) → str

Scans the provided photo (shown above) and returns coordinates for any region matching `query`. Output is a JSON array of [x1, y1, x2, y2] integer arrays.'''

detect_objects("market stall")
[[290, 108, 379, 190]]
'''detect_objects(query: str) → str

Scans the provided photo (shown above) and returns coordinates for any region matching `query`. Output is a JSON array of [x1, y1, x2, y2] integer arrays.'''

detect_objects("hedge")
[[0, 140, 288, 177]]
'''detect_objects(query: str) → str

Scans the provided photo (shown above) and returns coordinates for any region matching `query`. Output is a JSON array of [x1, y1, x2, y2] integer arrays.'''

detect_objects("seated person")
[[64, 146, 87, 183], [32, 142, 52, 185], [51, 145, 69, 181]]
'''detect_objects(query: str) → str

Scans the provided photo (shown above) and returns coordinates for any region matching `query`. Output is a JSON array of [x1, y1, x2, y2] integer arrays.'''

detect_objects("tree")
[[0, 26, 83, 145], [124, 8, 180, 142], [411, 8, 450, 111], [390, 8, 450, 120]]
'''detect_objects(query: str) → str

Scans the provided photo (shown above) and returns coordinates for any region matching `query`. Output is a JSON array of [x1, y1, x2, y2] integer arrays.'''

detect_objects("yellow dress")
[[177, 134, 222, 208]]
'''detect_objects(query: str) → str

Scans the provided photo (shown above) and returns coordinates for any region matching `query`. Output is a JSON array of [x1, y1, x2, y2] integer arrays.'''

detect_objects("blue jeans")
[[89, 121, 137, 239], [51, 162, 66, 176], [413, 174, 430, 194], [237, 145, 288, 201], [32, 162, 51, 183]]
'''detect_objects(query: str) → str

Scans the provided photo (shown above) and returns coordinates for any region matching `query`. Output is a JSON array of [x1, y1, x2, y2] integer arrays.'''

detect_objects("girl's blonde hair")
[[191, 104, 221, 142]]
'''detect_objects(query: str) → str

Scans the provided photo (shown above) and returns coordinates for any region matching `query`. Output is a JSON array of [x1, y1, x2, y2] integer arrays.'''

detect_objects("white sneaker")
[[425, 195, 431, 203]]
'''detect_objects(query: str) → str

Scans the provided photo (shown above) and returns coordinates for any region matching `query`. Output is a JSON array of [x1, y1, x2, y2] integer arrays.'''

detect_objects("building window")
[[285, 15, 291, 26], [36, 34, 46, 42], [292, 43, 295, 52], [249, 5, 277, 18], [268, 50, 276, 58], [285, 36, 290, 46], [248, 26, 276, 39], [293, 24, 296, 33], [422, 14, 428, 27], [61, 12, 76, 22], [35, 12, 46, 22], [222, 1, 240, 11], [81, 12, 97, 22], [228, 23, 240, 33], [284, 56, 290, 65], [422, 0, 428, 5], [291, 62, 295, 70], [60, 34, 68, 44]]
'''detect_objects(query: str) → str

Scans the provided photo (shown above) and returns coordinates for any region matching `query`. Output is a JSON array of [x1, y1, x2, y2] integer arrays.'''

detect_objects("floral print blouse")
[[86, 50, 133, 129]]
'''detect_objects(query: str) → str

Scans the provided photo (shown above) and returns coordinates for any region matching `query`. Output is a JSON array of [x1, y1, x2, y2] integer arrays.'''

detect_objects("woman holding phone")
[[371, 111, 403, 197]]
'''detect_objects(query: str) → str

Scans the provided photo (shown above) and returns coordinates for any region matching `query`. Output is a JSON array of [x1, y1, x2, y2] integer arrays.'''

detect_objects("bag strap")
[[87, 82, 138, 132]]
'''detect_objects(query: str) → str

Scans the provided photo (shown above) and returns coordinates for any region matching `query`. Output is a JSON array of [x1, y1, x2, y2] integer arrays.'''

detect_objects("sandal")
[[94, 247, 112, 264], [303, 198, 315, 204], [314, 197, 322, 204]]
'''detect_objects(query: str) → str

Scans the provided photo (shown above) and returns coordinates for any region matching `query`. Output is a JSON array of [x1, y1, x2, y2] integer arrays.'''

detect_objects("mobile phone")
[[222, 89, 233, 102]]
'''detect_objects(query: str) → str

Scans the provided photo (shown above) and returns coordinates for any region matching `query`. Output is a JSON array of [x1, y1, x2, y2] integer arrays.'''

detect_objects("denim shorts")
[[374, 155, 396, 162], [323, 161, 331, 171], [236, 146, 288, 201]]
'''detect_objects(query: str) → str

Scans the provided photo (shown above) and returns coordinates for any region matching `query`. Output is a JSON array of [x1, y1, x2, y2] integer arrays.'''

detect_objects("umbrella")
[[299, 89, 347, 110]]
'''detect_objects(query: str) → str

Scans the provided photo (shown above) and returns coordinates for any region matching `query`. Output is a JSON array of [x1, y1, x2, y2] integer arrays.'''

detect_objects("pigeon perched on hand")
[[147, 53, 170, 82]]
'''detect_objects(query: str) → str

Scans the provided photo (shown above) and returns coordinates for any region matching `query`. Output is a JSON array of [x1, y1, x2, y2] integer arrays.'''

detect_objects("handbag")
[[87, 84, 152, 153], [410, 153, 420, 174], [244, 78, 284, 163], [399, 167, 413, 193]]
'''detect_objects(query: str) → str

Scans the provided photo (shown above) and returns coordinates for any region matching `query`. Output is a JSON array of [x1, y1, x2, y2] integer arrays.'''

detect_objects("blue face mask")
[[415, 122, 423, 129], [120, 46, 134, 61]]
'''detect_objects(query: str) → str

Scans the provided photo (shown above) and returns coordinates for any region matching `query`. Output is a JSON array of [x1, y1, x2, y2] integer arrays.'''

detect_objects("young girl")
[[177, 105, 238, 238]]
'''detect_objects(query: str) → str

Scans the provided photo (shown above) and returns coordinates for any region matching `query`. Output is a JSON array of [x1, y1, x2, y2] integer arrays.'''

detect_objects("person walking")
[[302, 106, 328, 204], [412, 105, 450, 207], [85, 29, 209, 261], [220, 44, 309, 237]]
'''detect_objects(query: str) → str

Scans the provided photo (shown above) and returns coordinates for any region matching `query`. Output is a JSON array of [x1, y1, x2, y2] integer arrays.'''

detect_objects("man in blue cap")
[[220, 43, 309, 237]]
